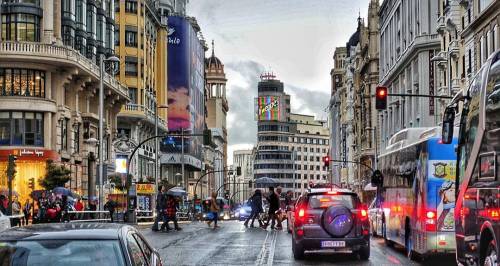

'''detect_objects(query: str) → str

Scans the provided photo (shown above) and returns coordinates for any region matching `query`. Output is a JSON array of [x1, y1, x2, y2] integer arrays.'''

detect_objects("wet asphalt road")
[[140, 220, 456, 266]]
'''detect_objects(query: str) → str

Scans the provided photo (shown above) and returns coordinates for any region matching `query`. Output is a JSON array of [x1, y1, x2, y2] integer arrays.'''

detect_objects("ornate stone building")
[[0, 0, 128, 202]]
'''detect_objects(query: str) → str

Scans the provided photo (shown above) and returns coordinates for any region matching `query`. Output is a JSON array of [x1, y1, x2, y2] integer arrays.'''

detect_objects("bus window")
[[485, 54, 500, 144], [458, 66, 486, 185]]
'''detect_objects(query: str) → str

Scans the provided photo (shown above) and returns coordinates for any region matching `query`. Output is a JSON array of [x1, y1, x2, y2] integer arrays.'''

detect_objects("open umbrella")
[[52, 187, 80, 198], [167, 187, 187, 197], [254, 177, 278, 187]]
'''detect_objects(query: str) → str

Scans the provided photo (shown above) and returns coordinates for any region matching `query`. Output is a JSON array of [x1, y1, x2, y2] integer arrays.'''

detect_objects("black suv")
[[291, 188, 370, 260]]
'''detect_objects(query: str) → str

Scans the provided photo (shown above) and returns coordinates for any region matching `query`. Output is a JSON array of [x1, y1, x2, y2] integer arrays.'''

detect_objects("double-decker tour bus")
[[378, 127, 458, 260], [441, 50, 499, 266]]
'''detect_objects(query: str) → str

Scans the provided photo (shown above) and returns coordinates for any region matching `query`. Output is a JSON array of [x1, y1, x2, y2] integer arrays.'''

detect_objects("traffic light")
[[236, 166, 241, 176], [322, 156, 331, 167], [203, 129, 213, 146], [28, 178, 35, 190], [248, 180, 253, 188], [375, 86, 388, 110], [7, 155, 17, 180]]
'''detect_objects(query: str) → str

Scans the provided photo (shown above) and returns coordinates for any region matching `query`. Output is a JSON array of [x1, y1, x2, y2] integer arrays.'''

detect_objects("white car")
[[0, 210, 11, 232]]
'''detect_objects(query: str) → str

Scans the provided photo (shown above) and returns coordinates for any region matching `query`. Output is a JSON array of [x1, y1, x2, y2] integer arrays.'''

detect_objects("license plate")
[[321, 241, 345, 248]]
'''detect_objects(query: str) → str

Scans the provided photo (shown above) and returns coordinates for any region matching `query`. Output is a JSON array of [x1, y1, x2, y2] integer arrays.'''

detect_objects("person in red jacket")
[[161, 195, 181, 231]]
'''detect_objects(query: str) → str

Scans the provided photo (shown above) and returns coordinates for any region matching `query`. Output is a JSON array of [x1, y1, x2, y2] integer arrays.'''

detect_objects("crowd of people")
[[244, 186, 293, 231]]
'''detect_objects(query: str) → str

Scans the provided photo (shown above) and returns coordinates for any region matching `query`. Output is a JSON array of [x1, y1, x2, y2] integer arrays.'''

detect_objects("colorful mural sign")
[[255, 96, 280, 121]]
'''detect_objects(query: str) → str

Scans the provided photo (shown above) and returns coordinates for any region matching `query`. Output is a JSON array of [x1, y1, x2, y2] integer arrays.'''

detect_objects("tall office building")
[[115, 0, 168, 186]]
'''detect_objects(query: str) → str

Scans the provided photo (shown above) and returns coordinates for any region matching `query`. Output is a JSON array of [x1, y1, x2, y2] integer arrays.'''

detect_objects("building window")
[[1, 13, 41, 42], [125, 30, 137, 46], [128, 87, 137, 104], [0, 111, 43, 146], [125, 61, 138, 76], [125, 0, 137, 13], [61, 118, 69, 151], [73, 123, 80, 153], [0, 68, 45, 97]]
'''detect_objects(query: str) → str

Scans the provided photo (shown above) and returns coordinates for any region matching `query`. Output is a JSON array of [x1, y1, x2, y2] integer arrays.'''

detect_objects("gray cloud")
[[224, 60, 330, 151]]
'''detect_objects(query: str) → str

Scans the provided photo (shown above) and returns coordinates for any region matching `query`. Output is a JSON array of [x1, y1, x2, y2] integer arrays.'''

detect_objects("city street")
[[140, 220, 456, 265]]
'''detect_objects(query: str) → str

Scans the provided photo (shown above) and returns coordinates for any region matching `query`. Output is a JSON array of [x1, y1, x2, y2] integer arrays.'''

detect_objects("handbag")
[[206, 212, 215, 220]]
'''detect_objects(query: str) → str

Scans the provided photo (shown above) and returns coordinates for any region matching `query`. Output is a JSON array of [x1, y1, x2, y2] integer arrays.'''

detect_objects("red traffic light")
[[322, 156, 331, 164], [375, 86, 388, 110]]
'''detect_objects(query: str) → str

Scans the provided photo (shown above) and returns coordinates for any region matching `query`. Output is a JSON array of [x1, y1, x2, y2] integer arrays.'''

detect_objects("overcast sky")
[[187, 0, 370, 165]]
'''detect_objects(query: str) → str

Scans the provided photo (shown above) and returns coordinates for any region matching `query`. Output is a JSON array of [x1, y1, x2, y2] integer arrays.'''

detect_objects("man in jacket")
[[244, 189, 263, 228], [262, 187, 280, 230], [152, 186, 166, 231]]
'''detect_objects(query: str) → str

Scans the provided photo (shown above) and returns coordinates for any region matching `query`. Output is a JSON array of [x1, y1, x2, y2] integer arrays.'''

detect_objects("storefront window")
[[0, 68, 45, 97], [1, 13, 41, 42], [0, 111, 43, 146]]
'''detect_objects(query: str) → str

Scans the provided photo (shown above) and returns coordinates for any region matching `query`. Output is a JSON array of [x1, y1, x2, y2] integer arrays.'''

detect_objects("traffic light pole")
[[386, 93, 453, 99], [125, 131, 211, 223], [193, 168, 233, 199]]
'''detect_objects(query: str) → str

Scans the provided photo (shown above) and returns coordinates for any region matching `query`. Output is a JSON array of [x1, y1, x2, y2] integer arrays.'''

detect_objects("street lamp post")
[[98, 54, 119, 211], [154, 104, 168, 193]]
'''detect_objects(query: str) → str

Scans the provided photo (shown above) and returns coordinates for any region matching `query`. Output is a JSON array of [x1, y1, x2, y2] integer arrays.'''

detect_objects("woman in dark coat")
[[244, 189, 263, 227]]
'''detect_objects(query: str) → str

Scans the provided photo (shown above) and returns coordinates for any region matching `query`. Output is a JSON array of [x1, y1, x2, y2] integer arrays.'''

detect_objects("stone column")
[[42, 0, 55, 43], [54, 0, 62, 42]]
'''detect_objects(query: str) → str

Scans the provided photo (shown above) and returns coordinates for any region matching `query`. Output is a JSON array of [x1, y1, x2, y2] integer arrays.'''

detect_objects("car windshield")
[[308, 194, 356, 209], [0, 240, 125, 266]]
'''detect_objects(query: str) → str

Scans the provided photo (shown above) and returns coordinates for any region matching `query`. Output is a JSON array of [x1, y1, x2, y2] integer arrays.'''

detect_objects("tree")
[[39, 160, 71, 190], [108, 174, 126, 191]]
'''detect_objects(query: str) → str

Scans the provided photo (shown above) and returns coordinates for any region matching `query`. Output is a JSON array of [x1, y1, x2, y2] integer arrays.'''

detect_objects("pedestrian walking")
[[161, 195, 181, 231], [74, 199, 84, 220], [261, 187, 279, 230], [104, 197, 117, 222], [206, 192, 220, 229], [11, 197, 21, 227], [244, 189, 263, 228], [0, 195, 7, 215], [275, 187, 284, 230], [152, 186, 166, 231], [22, 200, 31, 226]]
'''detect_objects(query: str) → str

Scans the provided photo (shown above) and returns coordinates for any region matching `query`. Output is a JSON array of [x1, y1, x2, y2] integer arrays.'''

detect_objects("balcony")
[[449, 39, 460, 59], [0, 41, 128, 99], [121, 104, 168, 131], [451, 77, 463, 93], [436, 16, 446, 35]]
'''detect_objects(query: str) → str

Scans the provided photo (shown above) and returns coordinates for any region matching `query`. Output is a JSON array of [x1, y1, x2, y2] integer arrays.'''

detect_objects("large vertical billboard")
[[255, 96, 281, 121], [165, 16, 205, 159]]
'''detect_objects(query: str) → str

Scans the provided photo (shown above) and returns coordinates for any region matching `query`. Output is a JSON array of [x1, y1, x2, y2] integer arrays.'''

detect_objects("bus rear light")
[[426, 211, 436, 219], [479, 208, 500, 220], [425, 210, 437, 231], [438, 240, 447, 246], [425, 223, 437, 231]]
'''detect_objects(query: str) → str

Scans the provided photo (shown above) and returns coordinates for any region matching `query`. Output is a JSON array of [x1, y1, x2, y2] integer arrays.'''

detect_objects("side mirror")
[[441, 106, 455, 144]]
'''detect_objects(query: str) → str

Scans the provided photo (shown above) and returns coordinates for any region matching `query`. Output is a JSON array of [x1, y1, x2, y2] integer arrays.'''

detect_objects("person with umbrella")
[[244, 189, 263, 228], [161, 194, 181, 231], [261, 187, 279, 230]]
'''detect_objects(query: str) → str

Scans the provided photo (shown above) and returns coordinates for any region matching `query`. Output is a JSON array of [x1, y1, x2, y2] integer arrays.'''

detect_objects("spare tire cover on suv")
[[322, 205, 354, 237]]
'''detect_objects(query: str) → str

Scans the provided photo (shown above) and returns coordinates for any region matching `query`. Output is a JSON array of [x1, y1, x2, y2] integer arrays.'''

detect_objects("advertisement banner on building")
[[165, 16, 205, 160], [254, 96, 280, 121]]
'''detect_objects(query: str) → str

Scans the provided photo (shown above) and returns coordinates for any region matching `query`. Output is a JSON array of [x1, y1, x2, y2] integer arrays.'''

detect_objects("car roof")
[[307, 188, 355, 195], [0, 223, 132, 241]]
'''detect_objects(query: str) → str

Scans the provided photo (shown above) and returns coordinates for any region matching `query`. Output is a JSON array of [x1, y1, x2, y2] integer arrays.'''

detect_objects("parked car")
[[291, 187, 370, 260], [0, 223, 163, 266], [0, 210, 10, 232]]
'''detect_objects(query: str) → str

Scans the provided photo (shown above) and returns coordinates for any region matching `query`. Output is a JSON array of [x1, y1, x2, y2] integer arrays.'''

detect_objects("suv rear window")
[[308, 194, 356, 209]]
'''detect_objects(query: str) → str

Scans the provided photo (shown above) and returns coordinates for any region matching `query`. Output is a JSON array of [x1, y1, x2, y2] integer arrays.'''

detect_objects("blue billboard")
[[164, 16, 205, 160]]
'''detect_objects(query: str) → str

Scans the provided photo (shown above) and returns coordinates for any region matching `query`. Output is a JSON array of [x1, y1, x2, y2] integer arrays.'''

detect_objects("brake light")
[[479, 208, 500, 220], [327, 191, 337, 195], [361, 209, 368, 217], [358, 205, 368, 221], [298, 209, 305, 217], [425, 210, 437, 232]]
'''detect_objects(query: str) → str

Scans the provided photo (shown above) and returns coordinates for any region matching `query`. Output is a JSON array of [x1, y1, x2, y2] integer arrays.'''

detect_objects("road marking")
[[255, 231, 278, 266]]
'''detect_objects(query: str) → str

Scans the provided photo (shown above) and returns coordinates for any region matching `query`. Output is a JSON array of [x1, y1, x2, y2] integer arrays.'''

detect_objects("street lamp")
[[98, 54, 120, 212]]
